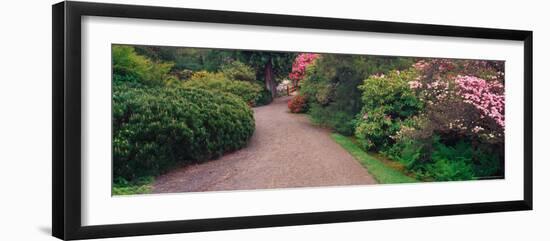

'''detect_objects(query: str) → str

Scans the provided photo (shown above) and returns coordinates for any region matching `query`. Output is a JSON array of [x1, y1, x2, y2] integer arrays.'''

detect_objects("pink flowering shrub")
[[288, 53, 320, 85], [455, 75, 505, 128], [405, 59, 505, 139], [360, 58, 506, 181]]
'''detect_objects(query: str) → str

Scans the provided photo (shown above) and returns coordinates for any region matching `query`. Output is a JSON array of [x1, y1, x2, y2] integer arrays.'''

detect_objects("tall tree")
[[236, 51, 296, 97]]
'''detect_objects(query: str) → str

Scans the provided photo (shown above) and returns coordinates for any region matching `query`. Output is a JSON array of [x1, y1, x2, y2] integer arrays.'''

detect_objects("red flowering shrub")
[[288, 53, 320, 85], [288, 95, 307, 113]]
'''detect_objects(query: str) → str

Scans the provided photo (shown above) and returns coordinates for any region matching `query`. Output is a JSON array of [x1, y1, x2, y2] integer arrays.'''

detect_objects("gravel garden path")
[[152, 96, 376, 193]]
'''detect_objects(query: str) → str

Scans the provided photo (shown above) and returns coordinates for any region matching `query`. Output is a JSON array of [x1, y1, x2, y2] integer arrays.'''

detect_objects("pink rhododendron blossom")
[[289, 53, 320, 83], [426, 79, 449, 90], [455, 75, 505, 128], [408, 80, 422, 89]]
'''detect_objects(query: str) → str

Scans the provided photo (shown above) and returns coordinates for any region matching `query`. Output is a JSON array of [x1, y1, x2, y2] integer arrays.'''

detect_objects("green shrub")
[[113, 84, 255, 182], [221, 61, 257, 82], [308, 103, 356, 136], [255, 89, 273, 106], [384, 137, 424, 169], [386, 135, 494, 181], [424, 158, 475, 181], [300, 55, 413, 136], [358, 69, 422, 118], [184, 71, 263, 105], [421, 139, 475, 181], [355, 109, 402, 150], [112, 45, 177, 86], [471, 145, 502, 178], [355, 69, 423, 151], [187, 71, 227, 82], [430, 138, 501, 179]]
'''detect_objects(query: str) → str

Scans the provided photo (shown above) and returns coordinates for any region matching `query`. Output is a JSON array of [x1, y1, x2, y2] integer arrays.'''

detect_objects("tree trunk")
[[264, 59, 276, 97]]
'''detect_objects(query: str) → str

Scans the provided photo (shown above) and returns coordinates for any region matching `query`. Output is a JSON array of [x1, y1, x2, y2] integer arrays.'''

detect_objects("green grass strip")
[[331, 133, 418, 184], [112, 177, 153, 196], [112, 185, 152, 196]]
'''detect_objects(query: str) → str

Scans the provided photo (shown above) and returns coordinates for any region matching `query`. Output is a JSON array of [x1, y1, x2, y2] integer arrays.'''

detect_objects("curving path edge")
[[152, 96, 376, 193]]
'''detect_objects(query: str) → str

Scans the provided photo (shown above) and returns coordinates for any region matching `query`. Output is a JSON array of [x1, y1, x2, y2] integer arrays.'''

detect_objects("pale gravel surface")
[[152, 96, 376, 193]]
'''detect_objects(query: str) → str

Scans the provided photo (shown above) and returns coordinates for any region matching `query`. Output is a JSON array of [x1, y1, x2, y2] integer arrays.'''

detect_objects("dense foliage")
[[296, 52, 505, 181], [134, 45, 225, 72], [183, 71, 263, 106], [365, 59, 505, 181], [112, 45, 178, 86], [256, 89, 274, 106], [112, 45, 277, 192], [113, 84, 255, 182], [300, 54, 413, 135], [355, 69, 423, 150], [220, 61, 257, 82], [112, 43, 507, 189], [123, 45, 295, 103]]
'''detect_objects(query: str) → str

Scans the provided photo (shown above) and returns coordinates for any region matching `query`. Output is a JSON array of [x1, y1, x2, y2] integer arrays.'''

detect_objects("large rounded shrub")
[[355, 69, 423, 151], [113, 84, 255, 181]]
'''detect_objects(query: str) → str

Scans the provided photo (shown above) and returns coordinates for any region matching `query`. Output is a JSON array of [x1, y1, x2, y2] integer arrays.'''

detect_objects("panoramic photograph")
[[111, 44, 505, 195]]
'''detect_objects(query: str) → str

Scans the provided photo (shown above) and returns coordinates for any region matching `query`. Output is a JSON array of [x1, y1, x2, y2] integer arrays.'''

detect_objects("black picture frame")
[[52, 1, 533, 240]]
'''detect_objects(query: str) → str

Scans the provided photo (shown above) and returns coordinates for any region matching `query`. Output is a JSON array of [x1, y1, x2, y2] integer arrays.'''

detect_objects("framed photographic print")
[[52, 1, 533, 240]]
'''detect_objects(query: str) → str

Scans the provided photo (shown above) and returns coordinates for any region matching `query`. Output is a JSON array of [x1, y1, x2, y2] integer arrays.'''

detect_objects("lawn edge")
[[330, 133, 417, 184]]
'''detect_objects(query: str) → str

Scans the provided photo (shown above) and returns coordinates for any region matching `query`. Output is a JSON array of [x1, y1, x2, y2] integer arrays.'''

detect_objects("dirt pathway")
[[152, 96, 376, 193]]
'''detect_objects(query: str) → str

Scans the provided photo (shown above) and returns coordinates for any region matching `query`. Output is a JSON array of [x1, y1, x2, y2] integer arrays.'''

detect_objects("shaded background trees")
[[234, 51, 296, 97], [130, 45, 296, 98], [300, 54, 413, 135]]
